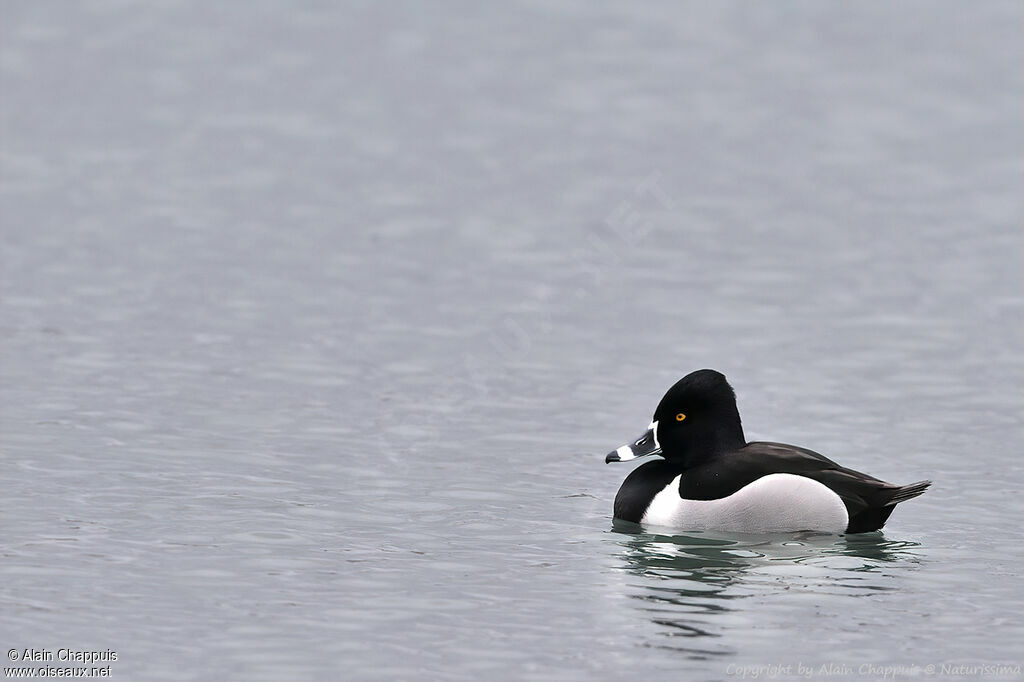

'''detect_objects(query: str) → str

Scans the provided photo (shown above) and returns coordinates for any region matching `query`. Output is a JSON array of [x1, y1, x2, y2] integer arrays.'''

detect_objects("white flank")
[[641, 473, 849, 533]]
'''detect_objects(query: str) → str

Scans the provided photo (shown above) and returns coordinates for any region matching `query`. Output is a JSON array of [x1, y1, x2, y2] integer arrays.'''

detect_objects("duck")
[[605, 369, 931, 533]]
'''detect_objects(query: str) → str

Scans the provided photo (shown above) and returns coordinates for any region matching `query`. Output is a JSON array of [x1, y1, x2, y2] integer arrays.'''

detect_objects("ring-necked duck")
[[605, 369, 930, 533]]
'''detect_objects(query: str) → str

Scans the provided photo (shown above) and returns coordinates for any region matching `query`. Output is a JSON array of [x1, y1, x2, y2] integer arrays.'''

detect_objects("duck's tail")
[[847, 480, 932, 533], [886, 480, 932, 506]]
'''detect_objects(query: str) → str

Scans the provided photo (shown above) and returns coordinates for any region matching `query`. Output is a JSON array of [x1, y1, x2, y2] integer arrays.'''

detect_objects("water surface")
[[1, 1, 1022, 679]]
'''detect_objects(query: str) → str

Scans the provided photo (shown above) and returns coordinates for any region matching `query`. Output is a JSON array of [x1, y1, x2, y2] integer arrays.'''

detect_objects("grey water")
[[2, 1, 1022, 680]]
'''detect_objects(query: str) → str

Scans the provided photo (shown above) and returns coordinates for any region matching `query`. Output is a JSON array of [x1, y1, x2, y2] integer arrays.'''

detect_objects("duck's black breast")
[[612, 459, 681, 523]]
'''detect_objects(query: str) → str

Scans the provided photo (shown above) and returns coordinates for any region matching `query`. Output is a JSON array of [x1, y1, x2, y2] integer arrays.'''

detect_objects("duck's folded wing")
[[681, 441, 909, 518]]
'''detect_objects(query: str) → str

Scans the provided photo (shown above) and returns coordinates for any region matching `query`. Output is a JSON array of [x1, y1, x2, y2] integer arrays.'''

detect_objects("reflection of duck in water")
[[606, 370, 931, 533], [611, 526, 923, 657], [613, 523, 920, 576]]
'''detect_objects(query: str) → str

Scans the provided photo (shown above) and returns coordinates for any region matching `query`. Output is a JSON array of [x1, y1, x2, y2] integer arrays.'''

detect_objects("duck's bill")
[[605, 421, 661, 463]]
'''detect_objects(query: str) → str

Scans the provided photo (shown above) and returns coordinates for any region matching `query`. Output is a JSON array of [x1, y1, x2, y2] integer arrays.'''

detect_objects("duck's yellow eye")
[[675, 413, 686, 422]]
